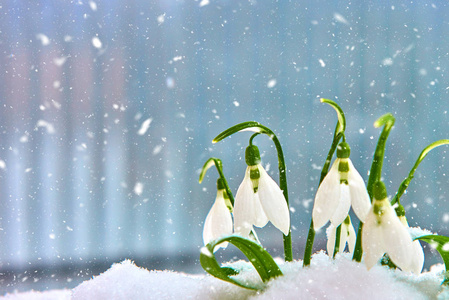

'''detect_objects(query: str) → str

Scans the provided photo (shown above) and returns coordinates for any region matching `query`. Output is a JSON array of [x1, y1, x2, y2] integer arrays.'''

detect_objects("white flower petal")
[[381, 205, 415, 272], [347, 159, 371, 222], [234, 168, 267, 237], [346, 221, 357, 253], [253, 192, 269, 228], [330, 184, 351, 227], [400, 217, 424, 274], [326, 224, 337, 256], [203, 192, 233, 251], [312, 160, 341, 231], [257, 165, 290, 235], [234, 173, 255, 237], [409, 240, 424, 274], [362, 208, 386, 270]]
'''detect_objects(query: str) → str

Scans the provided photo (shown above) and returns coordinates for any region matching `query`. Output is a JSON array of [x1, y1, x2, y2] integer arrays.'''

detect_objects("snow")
[[267, 79, 277, 88], [88, 1, 97, 11], [318, 59, 326, 67], [157, 14, 166, 24], [36, 34, 50, 46], [133, 182, 144, 196], [333, 13, 349, 25], [36, 120, 55, 134], [53, 57, 67, 67], [199, 0, 210, 7], [92, 37, 102, 49], [2, 252, 449, 299], [137, 118, 153, 135]]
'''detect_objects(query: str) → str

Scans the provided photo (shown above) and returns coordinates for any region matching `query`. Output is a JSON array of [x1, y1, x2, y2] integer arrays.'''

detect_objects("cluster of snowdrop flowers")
[[199, 107, 449, 291], [202, 144, 290, 249], [362, 181, 424, 274], [312, 142, 424, 272], [312, 142, 371, 231]]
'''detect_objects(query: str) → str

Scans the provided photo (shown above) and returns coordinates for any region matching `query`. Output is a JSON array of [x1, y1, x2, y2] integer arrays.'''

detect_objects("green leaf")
[[199, 158, 221, 183], [416, 235, 449, 285], [417, 139, 449, 163], [320, 98, 346, 136], [373, 113, 395, 129], [391, 139, 449, 205], [200, 235, 283, 290], [212, 121, 273, 144]]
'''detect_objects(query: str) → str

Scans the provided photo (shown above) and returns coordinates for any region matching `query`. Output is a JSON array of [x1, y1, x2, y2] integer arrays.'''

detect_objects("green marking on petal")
[[250, 166, 260, 193], [338, 160, 350, 173]]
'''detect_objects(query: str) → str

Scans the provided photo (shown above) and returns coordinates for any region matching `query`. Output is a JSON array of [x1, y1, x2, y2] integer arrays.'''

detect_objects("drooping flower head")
[[395, 204, 425, 274], [233, 144, 290, 238], [312, 142, 371, 231], [326, 215, 356, 256], [362, 181, 420, 273], [203, 178, 233, 251]]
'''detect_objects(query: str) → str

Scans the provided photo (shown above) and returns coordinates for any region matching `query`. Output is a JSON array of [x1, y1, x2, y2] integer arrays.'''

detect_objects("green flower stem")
[[199, 157, 235, 207], [213, 122, 292, 262], [333, 224, 342, 258], [303, 99, 346, 267], [391, 139, 449, 206], [249, 133, 260, 146], [303, 221, 315, 266], [352, 113, 395, 262]]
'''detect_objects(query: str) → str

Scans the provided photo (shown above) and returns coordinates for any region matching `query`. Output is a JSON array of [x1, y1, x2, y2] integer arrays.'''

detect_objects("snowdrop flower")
[[203, 178, 233, 251], [312, 142, 371, 231], [326, 215, 356, 256], [362, 181, 419, 273], [396, 205, 425, 274], [234, 144, 290, 238]]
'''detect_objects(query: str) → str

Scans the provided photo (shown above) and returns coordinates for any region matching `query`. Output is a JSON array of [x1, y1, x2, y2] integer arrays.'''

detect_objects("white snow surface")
[[2, 252, 449, 299]]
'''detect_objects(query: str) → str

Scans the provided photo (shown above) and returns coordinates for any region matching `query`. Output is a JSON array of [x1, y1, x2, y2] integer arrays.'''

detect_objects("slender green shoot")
[[391, 139, 449, 206]]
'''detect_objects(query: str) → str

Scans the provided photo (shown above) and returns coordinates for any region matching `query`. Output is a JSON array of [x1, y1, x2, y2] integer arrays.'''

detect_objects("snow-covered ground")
[[2, 252, 448, 300]]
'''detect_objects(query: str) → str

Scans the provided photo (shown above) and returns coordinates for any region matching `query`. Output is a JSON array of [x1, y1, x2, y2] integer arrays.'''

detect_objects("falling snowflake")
[[134, 182, 144, 196], [36, 34, 50, 46], [92, 36, 102, 49], [199, 0, 210, 7], [333, 13, 349, 25], [267, 79, 277, 88], [137, 118, 153, 135]]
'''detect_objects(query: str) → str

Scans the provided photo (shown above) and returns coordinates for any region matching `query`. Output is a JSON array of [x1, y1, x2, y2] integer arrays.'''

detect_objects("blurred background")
[[0, 0, 448, 294]]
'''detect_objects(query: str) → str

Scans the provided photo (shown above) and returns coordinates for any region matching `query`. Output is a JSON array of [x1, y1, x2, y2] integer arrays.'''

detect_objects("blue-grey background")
[[0, 0, 448, 293]]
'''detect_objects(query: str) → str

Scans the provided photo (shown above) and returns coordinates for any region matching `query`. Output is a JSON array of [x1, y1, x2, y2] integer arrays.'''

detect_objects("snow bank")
[[2, 252, 449, 299], [71, 259, 253, 300]]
